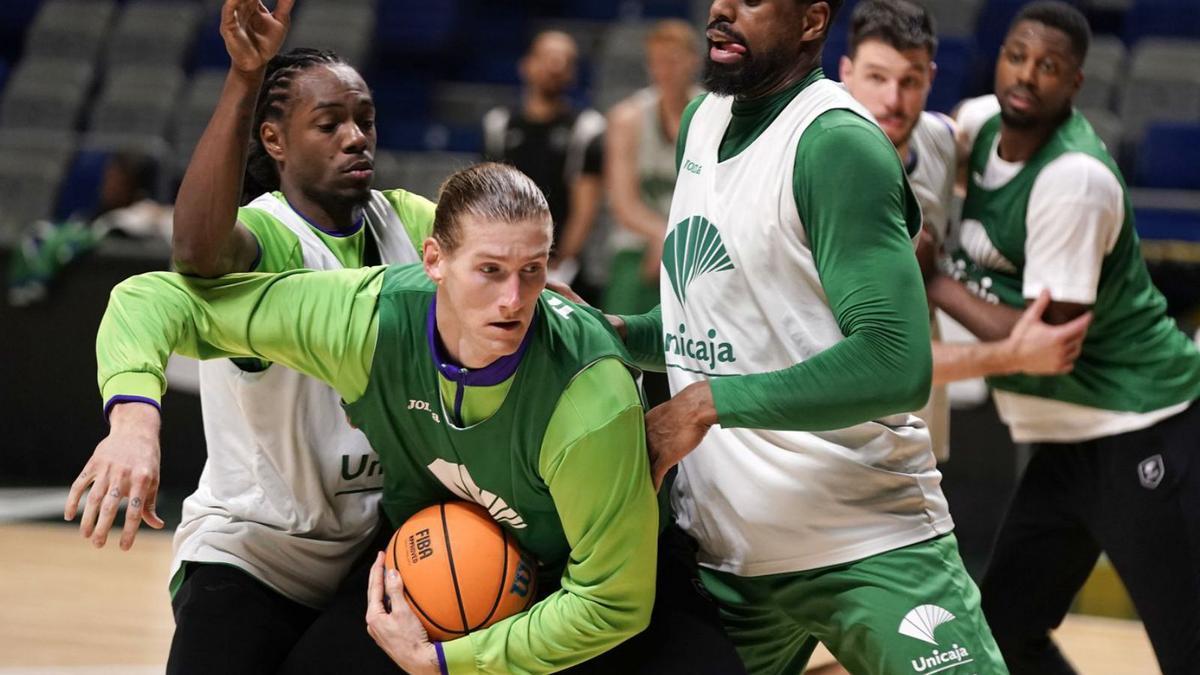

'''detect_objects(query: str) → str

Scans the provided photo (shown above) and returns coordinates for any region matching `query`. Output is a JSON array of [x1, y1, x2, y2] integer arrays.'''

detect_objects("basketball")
[[384, 501, 537, 641]]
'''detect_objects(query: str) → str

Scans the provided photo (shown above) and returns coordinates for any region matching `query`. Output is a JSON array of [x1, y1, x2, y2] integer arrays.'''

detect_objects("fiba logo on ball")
[[407, 528, 434, 564]]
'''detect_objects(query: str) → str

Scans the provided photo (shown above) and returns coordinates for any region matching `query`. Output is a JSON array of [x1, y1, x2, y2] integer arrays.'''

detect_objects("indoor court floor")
[[0, 519, 1160, 674]]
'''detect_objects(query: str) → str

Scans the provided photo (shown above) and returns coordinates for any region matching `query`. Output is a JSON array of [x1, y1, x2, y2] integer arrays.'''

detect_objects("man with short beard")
[[928, 3, 1200, 673], [614, 0, 1006, 672]]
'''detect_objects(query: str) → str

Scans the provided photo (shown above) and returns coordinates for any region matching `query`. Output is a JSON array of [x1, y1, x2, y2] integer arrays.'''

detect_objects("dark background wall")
[[0, 241, 206, 492]]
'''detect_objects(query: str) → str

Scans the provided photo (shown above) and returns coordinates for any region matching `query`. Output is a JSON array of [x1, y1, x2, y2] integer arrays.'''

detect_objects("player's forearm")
[[931, 340, 1018, 385], [927, 275, 1022, 342], [173, 68, 262, 277], [615, 305, 665, 371], [96, 269, 381, 411], [712, 319, 931, 431]]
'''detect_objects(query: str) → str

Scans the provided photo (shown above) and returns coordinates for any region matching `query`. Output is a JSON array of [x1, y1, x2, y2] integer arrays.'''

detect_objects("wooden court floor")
[[0, 523, 1160, 674]]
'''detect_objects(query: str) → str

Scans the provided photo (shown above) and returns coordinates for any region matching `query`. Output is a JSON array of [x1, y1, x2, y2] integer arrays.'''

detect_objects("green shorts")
[[700, 534, 1007, 675]]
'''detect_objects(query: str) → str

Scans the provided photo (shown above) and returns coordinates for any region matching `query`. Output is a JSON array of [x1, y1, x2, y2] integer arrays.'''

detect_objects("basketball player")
[[80, 163, 745, 674], [63, 1, 433, 672], [612, 0, 1008, 671], [927, 3, 1200, 672], [604, 19, 701, 317], [840, 0, 1092, 461], [605, 19, 702, 406]]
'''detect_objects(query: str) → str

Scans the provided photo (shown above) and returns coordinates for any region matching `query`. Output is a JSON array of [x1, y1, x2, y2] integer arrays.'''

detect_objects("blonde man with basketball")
[[80, 163, 744, 674]]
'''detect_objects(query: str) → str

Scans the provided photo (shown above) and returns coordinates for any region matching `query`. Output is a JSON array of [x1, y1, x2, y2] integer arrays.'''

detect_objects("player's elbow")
[[607, 600, 653, 645], [171, 237, 220, 277], [892, 346, 933, 413]]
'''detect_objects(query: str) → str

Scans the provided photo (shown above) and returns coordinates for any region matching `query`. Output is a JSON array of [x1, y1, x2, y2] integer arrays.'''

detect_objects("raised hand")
[[64, 402, 165, 550], [220, 0, 295, 74]]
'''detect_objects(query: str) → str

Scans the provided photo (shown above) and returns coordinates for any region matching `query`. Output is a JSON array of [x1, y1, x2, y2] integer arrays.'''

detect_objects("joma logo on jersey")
[[683, 160, 703, 175], [664, 323, 736, 370], [407, 399, 441, 424], [663, 215, 736, 305]]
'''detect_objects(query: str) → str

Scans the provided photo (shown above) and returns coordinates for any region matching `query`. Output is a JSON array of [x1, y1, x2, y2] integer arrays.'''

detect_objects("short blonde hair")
[[645, 19, 700, 54]]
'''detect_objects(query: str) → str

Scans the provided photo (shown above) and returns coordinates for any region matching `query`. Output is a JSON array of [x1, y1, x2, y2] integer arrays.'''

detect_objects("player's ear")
[[261, 121, 285, 162], [424, 238, 446, 284], [838, 54, 853, 83]]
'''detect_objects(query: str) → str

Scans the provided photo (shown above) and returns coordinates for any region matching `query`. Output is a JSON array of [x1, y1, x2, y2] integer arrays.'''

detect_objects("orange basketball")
[[385, 501, 537, 641]]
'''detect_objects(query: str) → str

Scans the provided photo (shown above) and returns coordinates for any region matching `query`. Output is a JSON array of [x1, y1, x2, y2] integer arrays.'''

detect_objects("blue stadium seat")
[[1124, 0, 1200, 43], [376, 0, 462, 64], [928, 36, 976, 114], [820, 34, 848, 79], [376, 118, 436, 153], [1135, 122, 1200, 189], [556, 0, 622, 20], [55, 149, 111, 221], [641, 0, 692, 18], [1135, 207, 1200, 242], [0, 0, 41, 62], [190, 9, 231, 72]]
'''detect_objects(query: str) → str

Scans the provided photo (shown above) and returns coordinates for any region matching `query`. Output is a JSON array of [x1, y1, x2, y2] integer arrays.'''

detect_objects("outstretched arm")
[[172, 0, 293, 276], [932, 290, 1091, 385], [66, 267, 383, 548]]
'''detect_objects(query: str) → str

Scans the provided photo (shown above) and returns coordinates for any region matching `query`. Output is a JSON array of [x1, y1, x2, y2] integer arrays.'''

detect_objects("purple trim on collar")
[[434, 642, 449, 675], [103, 395, 161, 422], [283, 196, 365, 238], [425, 296, 535, 387]]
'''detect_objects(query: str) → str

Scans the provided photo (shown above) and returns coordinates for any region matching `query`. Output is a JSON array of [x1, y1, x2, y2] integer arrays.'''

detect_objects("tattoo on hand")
[[130, 497, 142, 508], [108, 487, 120, 499]]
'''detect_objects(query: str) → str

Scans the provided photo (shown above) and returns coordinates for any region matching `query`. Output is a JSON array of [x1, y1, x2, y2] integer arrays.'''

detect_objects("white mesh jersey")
[[664, 83, 953, 576], [908, 111, 959, 462], [173, 191, 422, 607], [908, 111, 958, 245]]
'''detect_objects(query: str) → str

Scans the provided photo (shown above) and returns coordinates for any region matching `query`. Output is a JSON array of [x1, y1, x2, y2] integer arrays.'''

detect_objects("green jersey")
[[957, 112, 1200, 415], [96, 264, 658, 675]]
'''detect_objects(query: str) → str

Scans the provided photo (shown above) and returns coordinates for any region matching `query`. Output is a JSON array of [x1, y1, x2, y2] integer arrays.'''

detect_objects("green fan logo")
[[662, 216, 736, 306]]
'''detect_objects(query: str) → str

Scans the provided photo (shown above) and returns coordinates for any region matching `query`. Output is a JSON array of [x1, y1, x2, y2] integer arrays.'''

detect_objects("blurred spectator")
[[483, 30, 605, 300], [8, 151, 171, 306], [603, 19, 701, 317]]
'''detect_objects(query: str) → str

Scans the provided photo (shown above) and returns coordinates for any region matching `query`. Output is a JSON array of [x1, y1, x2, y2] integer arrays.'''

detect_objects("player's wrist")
[[107, 401, 161, 435]]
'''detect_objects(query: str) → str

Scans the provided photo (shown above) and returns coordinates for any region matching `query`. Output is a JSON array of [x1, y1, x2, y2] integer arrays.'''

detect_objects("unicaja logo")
[[899, 605, 975, 673], [662, 215, 735, 306]]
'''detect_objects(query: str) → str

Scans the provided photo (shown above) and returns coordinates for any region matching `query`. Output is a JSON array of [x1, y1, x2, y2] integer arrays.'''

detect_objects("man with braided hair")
[[64, 1, 434, 673]]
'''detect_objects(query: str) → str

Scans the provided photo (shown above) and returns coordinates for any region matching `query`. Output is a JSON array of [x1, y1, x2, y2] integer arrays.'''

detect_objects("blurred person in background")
[[483, 30, 605, 301], [7, 150, 171, 306], [604, 19, 701, 405]]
